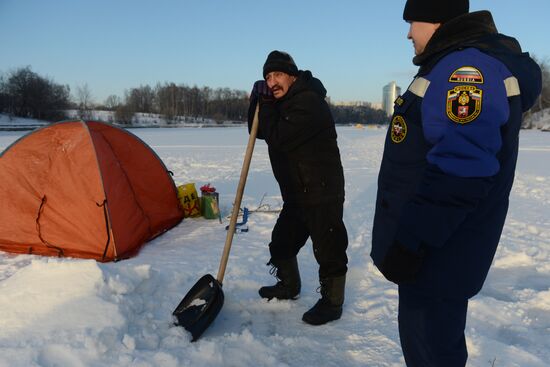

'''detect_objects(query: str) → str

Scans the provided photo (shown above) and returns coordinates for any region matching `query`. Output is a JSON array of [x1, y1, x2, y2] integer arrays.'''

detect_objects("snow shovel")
[[172, 104, 260, 342]]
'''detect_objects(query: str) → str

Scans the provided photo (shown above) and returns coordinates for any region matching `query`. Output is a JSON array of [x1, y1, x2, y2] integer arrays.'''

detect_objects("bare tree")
[[115, 103, 135, 125], [522, 57, 550, 129], [126, 85, 154, 114], [537, 58, 550, 111], [528, 56, 550, 113], [156, 82, 182, 120], [202, 86, 212, 116], [0, 71, 7, 113], [104, 94, 121, 111], [75, 83, 94, 119]]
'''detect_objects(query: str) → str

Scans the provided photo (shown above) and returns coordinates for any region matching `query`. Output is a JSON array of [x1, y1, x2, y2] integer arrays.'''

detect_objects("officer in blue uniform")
[[371, 0, 542, 366]]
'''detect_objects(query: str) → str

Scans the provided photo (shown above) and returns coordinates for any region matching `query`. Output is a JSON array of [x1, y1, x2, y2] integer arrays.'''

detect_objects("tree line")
[[0, 66, 71, 121], [0, 67, 251, 124], [2, 61, 549, 125], [0, 66, 388, 125], [531, 56, 550, 114], [110, 83, 250, 124], [331, 104, 388, 125]]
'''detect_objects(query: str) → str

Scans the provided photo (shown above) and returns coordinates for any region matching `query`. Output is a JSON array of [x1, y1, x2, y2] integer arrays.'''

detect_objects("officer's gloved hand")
[[250, 80, 274, 106], [380, 241, 425, 284]]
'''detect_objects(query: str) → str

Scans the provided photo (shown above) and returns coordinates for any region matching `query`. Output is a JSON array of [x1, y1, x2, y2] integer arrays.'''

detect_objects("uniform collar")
[[413, 11, 498, 67]]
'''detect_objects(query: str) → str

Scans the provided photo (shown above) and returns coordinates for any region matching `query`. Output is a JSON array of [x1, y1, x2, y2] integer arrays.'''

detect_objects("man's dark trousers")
[[269, 201, 348, 279], [398, 286, 468, 367]]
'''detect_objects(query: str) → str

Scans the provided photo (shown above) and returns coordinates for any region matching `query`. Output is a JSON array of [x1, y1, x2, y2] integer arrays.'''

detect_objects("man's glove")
[[380, 241, 425, 284], [250, 80, 273, 105]]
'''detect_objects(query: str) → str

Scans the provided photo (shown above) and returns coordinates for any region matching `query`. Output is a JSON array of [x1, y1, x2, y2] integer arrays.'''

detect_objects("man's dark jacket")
[[371, 11, 542, 299], [248, 71, 345, 206]]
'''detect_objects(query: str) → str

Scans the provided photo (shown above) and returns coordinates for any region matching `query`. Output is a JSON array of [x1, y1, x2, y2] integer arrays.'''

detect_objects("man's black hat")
[[403, 0, 469, 23], [263, 51, 299, 78]]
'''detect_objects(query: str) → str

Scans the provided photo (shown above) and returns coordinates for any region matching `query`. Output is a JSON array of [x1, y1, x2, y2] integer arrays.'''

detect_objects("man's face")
[[407, 21, 441, 55], [265, 71, 297, 99]]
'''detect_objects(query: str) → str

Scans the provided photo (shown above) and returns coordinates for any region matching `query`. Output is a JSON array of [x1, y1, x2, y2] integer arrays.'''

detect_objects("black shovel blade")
[[172, 273, 224, 342]]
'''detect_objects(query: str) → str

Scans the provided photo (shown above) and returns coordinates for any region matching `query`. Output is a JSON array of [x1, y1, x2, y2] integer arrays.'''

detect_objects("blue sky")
[[1, 0, 549, 105]]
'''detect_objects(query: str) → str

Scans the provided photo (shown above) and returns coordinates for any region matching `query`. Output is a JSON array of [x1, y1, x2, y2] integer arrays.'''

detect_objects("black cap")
[[403, 0, 469, 23], [263, 51, 299, 78]]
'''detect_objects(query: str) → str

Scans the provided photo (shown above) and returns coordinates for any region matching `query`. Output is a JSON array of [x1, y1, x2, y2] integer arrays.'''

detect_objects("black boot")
[[302, 275, 345, 325], [259, 257, 301, 300]]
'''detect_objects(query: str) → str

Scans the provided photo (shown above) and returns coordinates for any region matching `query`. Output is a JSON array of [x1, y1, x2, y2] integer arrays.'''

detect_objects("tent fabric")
[[0, 121, 184, 261]]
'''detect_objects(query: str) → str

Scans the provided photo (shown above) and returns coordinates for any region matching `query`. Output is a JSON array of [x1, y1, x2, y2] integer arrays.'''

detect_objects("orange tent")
[[0, 120, 184, 261]]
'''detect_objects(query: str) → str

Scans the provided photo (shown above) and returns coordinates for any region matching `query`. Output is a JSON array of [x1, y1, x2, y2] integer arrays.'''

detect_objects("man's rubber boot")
[[258, 257, 301, 300], [302, 275, 345, 325]]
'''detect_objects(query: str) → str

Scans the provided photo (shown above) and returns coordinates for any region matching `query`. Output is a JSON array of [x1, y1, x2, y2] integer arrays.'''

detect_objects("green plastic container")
[[201, 192, 220, 219]]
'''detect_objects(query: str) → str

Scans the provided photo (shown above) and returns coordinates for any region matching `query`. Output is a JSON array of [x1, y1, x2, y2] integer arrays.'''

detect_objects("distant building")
[[382, 81, 401, 117]]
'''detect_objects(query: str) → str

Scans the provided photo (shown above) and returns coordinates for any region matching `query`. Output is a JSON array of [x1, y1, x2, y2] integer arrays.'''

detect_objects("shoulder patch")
[[449, 66, 484, 84], [390, 115, 407, 143], [446, 85, 483, 124], [395, 96, 405, 107]]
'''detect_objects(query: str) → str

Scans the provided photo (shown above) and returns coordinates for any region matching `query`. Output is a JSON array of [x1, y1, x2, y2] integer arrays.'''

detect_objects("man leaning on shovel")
[[248, 50, 349, 325]]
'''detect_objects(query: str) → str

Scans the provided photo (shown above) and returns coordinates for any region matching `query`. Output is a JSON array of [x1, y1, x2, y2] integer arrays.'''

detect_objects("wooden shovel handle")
[[216, 104, 259, 283]]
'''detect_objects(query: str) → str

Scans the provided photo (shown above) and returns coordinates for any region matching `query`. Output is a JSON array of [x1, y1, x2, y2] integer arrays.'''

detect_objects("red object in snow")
[[200, 183, 216, 193]]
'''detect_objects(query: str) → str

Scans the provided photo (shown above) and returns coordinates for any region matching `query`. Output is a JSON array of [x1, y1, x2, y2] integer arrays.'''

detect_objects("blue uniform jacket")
[[371, 12, 541, 299]]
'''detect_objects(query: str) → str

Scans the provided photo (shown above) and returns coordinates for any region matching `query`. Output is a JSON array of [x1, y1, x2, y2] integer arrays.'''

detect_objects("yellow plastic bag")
[[177, 183, 201, 218]]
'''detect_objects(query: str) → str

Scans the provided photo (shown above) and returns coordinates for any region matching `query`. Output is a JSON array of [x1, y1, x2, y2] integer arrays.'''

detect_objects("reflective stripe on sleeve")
[[408, 77, 431, 97], [504, 77, 520, 97]]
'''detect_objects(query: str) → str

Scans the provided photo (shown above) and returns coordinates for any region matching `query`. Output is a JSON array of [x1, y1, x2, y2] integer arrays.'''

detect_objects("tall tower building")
[[382, 81, 402, 117]]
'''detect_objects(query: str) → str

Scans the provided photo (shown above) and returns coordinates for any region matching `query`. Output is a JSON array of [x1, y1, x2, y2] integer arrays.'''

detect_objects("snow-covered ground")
[[0, 111, 242, 130], [0, 126, 548, 367], [63, 110, 243, 128], [0, 114, 48, 130]]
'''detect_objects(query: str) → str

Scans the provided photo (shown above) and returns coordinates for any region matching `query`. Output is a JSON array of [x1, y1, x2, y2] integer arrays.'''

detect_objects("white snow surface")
[[63, 110, 243, 128], [0, 114, 48, 129], [0, 126, 549, 367], [0, 111, 241, 130]]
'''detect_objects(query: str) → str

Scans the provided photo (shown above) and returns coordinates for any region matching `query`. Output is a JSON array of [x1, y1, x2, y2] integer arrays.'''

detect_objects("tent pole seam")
[[35, 195, 65, 257], [97, 131, 154, 239], [97, 200, 112, 261]]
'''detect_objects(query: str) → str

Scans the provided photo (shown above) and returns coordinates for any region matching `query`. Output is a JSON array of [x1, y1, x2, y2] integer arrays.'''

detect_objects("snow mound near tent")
[[0, 260, 125, 338]]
